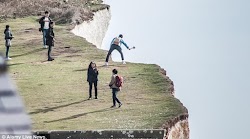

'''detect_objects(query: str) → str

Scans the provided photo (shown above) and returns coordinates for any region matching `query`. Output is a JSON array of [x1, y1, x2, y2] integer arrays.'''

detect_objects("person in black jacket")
[[46, 22, 55, 61], [39, 11, 52, 48], [87, 62, 99, 99], [4, 25, 14, 60]]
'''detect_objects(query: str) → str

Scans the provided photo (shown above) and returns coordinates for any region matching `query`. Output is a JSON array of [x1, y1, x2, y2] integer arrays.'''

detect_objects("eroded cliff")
[[71, 7, 111, 48]]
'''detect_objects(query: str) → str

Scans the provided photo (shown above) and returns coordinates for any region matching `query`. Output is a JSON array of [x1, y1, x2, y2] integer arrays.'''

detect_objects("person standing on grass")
[[87, 62, 99, 100], [105, 34, 131, 66], [39, 11, 52, 49], [109, 69, 122, 108], [4, 25, 14, 60], [46, 22, 55, 61]]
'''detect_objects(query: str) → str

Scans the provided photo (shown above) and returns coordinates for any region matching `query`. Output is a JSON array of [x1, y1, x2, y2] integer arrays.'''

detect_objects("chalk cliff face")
[[167, 119, 189, 139], [71, 8, 111, 48], [160, 68, 189, 139]]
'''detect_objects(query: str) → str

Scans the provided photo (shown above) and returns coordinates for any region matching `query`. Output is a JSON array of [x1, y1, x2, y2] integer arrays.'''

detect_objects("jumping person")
[[105, 34, 131, 66], [87, 62, 99, 99], [46, 22, 55, 61], [4, 25, 14, 60], [109, 69, 122, 108], [39, 11, 52, 48]]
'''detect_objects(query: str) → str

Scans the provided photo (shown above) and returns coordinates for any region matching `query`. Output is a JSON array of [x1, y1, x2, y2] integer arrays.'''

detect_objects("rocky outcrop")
[[161, 114, 189, 139], [158, 66, 189, 139], [159, 67, 175, 96], [71, 7, 111, 48]]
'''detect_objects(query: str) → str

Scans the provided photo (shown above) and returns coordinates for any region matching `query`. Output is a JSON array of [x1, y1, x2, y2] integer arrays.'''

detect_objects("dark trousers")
[[89, 81, 98, 98], [5, 46, 10, 58], [48, 45, 52, 59], [112, 88, 121, 106], [105, 44, 124, 62]]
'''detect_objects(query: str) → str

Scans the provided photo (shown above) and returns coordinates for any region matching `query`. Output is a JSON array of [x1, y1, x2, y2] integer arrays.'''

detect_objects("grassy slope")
[[0, 17, 186, 130]]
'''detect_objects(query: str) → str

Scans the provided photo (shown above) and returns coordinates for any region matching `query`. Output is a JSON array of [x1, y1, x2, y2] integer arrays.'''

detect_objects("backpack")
[[115, 75, 123, 87], [113, 37, 120, 45]]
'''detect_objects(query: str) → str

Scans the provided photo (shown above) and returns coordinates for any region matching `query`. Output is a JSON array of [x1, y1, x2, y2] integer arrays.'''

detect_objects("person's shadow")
[[44, 108, 113, 123], [29, 100, 88, 115], [11, 48, 44, 58]]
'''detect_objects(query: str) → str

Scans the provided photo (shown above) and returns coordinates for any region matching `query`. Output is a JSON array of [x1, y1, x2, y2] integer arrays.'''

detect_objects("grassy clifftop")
[[0, 17, 187, 130]]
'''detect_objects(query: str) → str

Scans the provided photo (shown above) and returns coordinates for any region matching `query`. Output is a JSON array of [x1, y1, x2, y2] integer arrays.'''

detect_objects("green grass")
[[0, 17, 187, 130]]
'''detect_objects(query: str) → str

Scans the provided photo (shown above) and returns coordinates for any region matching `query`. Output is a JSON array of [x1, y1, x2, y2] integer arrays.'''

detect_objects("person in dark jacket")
[[87, 62, 99, 99], [39, 11, 52, 48], [4, 25, 14, 60], [46, 22, 55, 61]]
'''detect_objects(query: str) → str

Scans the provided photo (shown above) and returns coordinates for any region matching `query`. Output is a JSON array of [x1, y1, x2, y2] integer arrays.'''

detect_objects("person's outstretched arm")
[[120, 39, 130, 50]]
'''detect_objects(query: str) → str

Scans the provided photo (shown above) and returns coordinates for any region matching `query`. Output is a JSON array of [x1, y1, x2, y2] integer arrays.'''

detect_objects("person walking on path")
[[39, 11, 52, 49], [46, 22, 55, 61], [4, 25, 14, 60], [105, 34, 131, 66], [87, 62, 99, 100], [109, 69, 122, 108]]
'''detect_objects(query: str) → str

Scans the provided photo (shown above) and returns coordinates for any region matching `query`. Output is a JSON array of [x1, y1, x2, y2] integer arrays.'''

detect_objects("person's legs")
[[94, 81, 98, 99], [105, 45, 116, 62], [5, 46, 9, 58], [116, 46, 124, 61], [115, 90, 121, 104], [112, 88, 121, 107], [43, 29, 48, 48], [48, 45, 52, 60], [88, 82, 93, 99], [112, 88, 116, 106]]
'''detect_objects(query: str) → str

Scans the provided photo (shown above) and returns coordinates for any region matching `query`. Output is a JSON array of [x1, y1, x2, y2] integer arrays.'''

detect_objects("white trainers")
[[6, 57, 12, 60], [105, 62, 109, 66], [43, 45, 47, 49], [122, 61, 126, 64]]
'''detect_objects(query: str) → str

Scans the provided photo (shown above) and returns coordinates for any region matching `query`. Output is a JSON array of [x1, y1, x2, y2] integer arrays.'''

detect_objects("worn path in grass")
[[0, 17, 187, 130]]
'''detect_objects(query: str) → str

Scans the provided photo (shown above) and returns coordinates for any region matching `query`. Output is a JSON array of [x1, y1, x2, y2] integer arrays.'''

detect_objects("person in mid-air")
[[105, 34, 131, 66]]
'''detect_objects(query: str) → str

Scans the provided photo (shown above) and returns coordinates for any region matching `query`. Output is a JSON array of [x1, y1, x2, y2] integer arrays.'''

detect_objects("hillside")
[[0, 17, 187, 130], [0, 0, 108, 25]]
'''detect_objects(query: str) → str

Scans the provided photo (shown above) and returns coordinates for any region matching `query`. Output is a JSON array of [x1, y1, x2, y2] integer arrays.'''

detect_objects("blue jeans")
[[105, 44, 124, 62], [112, 88, 121, 106], [43, 29, 49, 46]]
